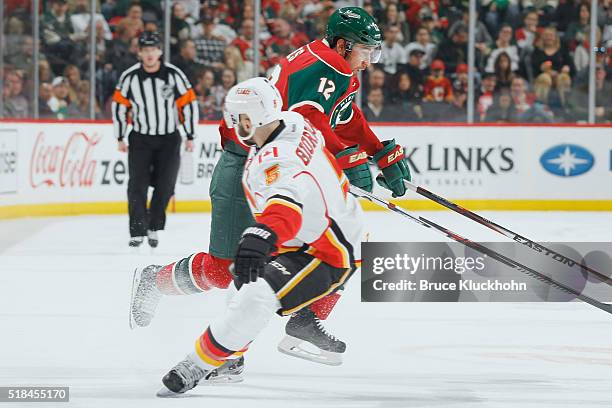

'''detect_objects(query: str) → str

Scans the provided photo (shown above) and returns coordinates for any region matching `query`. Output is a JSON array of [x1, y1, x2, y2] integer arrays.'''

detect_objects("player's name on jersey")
[[371, 279, 528, 292]]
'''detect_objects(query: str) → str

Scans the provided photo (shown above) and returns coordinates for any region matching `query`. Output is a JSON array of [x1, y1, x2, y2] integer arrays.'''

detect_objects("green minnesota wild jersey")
[[269, 39, 360, 130]]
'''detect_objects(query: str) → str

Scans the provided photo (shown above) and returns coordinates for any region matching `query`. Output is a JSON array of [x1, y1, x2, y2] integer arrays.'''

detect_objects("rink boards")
[[0, 122, 611, 218]]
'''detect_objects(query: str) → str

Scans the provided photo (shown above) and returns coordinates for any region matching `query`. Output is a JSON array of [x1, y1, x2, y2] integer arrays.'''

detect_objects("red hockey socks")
[[156, 253, 233, 295], [308, 292, 341, 320]]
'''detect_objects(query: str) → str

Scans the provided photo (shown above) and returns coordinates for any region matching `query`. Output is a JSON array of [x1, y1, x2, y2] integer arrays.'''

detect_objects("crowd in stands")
[[2, 0, 611, 122]]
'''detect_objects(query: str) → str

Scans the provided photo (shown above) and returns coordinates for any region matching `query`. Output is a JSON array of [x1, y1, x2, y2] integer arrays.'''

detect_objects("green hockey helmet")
[[326, 7, 382, 60]]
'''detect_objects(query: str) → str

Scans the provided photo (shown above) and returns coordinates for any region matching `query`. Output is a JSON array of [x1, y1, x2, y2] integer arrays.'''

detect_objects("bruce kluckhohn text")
[[370, 253, 527, 293]]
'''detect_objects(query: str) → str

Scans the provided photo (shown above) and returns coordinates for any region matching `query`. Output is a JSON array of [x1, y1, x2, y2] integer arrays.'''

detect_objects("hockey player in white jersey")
[[158, 77, 364, 395]]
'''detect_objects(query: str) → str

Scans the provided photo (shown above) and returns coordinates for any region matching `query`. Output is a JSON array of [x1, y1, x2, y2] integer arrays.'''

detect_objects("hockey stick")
[[400, 179, 612, 287], [350, 185, 612, 315]]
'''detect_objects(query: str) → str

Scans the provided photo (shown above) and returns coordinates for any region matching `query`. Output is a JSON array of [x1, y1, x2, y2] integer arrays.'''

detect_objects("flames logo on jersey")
[[265, 164, 280, 185], [236, 88, 252, 95]]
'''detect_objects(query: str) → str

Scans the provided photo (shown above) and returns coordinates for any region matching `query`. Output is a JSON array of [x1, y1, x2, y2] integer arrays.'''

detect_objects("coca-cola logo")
[[29, 131, 100, 188]]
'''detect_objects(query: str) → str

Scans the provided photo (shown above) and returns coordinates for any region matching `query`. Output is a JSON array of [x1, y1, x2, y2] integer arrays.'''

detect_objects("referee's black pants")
[[127, 132, 181, 237]]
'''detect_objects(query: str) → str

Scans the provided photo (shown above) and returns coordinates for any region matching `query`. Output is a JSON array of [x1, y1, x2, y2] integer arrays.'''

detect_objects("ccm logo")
[[387, 147, 404, 163], [349, 152, 368, 163]]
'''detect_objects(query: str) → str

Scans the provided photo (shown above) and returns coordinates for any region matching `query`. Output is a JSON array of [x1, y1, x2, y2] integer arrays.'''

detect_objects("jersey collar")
[[258, 120, 286, 150]]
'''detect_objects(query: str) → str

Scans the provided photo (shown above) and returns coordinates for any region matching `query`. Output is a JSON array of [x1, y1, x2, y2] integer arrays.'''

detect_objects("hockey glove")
[[335, 145, 373, 192], [373, 139, 411, 197], [233, 224, 278, 284]]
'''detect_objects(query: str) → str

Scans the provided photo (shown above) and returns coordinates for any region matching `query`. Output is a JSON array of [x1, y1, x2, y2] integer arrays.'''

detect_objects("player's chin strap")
[[399, 179, 612, 288], [349, 184, 612, 316]]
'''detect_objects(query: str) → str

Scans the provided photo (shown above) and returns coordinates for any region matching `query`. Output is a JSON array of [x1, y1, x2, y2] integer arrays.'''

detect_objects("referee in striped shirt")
[[112, 31, 198, 248]]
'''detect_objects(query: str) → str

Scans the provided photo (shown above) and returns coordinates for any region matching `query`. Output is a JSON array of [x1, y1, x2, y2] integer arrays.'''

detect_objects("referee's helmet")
[[138, 31, 161, 48]]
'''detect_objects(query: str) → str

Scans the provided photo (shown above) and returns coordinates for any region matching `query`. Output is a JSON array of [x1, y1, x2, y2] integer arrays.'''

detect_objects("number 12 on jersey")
[[317, 77, 336, 100]]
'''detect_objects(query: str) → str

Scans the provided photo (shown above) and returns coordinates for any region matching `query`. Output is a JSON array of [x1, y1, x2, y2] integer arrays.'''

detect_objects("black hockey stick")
[[351, 185, 612, 315], [399, 179, 612, 287]]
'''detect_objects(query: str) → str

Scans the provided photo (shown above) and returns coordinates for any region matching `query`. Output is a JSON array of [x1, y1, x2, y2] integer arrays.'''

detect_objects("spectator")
[[381, 2, 411, 44], [444, 90, 468, 122], [404, 0, 439, 36], [448, 9, 493, 53], [424, 59, 453, 103], [264, 18, 309, 66], [494, 51, 516, 90], [485, 24, 520, 73], [92, 19, 110, 66], [451, 63, 469, 94], [521, 0, 560, 30], [389, 72, 423, 121], [363, 88, 398, 122], [38, 82, 56, 118], [70, 0, 112, 42], [435, 23, 468, 74], [482, 0, 521, 35], [224, 46, 253, 83], [510, 76, 533, 114], [421, 14, 445, 44], [405, 26, 437, 70], [210, 68, 236, 119], [565, 3, 598, 47], [403, 46, 427, 88], [522, 73, 554, 122], [477, 73, 498, 120], [6, 35, 45, 79], [120, 3, 145, 35], [172, 39, 205, 86], [3, 71, 29, 118], [569, 66, 612, 122], [74, 80, 102, 118], [105, 18, 139, 73], [379, 24, 407, 75], [63, 64, 81, 103], [548, 72, 574, 121], [174, 0, 200, 21], [143, 15, 160, 33], [194, 16, 227, 70], [554, 0, 580, 32], [516, 10, 539, 53], [170, 2, 193, 55], [573, 28, 602, 81], [39, 60, 54, 84], [531, 27, 576, 79], [50, 76, 70, 119], [364, 67, 386, 97], [41, 0, 78, 74], [485, 89, 518, 122], [232, 18, 256, 61], [195, 68, 217, 120]]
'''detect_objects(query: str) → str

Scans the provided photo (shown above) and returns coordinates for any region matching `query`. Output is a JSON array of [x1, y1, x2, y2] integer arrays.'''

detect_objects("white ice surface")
[[1, 211, 612, 408]]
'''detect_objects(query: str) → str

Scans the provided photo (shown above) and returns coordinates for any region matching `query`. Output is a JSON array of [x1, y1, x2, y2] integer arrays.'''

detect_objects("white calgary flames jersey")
[[242, 111, 364, 269]]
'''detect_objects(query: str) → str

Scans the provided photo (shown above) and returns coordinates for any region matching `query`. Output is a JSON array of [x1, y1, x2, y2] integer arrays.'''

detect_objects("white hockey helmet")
[[223, 77, 283, 142]]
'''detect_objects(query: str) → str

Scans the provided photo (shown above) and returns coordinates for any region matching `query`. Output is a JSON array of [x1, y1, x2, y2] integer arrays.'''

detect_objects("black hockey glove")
[[232, 224, 278, 285]]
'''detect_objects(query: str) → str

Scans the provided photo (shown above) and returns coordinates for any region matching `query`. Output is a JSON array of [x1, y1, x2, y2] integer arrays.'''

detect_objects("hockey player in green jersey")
[[130, 6, 412, 369]]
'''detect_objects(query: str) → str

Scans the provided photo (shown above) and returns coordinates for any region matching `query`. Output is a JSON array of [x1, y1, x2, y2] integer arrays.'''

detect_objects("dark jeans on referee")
[[127, 131, 181, 237]]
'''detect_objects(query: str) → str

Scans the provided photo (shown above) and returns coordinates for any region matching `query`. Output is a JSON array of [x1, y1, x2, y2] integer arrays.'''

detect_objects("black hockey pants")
[[127, 132, 181, 237]]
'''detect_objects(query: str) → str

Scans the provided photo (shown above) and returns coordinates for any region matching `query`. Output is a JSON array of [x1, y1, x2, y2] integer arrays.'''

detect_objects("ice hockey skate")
[[129, 265, 162, 329], [147, 230, 158, 248], [278, 308, 346, 366], [157, 355, 245, 397], [129, 236, 144, 247]]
